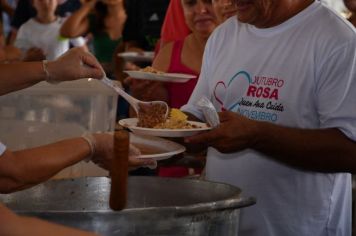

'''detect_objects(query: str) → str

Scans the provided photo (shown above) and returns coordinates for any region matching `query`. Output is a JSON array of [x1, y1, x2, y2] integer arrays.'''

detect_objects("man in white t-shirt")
[[14, 0, 85, 61], [182, 0, 356, 235]]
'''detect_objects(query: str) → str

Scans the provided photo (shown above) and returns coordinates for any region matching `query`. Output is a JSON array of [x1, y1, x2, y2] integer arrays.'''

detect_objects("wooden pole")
[[109, 130, 129, 210]]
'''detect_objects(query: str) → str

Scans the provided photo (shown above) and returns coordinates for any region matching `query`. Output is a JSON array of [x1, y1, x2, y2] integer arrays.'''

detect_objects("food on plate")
[[137, 106, 203, 130], [154, 108, 198, 129], [140, 66, 164, 74], [137, 103, 167, 128]]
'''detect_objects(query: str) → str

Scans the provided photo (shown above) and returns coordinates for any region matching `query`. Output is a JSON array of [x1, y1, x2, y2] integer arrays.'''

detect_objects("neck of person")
[[190, 33, 209, 56], [35, 13, 57, 24], [256, 0, 315, 28], [349, 13, 356, 27]]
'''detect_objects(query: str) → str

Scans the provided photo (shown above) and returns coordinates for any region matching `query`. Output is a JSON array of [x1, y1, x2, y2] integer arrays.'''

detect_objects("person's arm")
[[0, 47, 103, 95], [0, 0, 14, 18], [0, 137, 91, 193], [185, 111, 356, 173], [151, 42, 172, 72], [0, 204, 98, 236], [60, 0, 95, 38], [0, 132, 155, 193], [69, 36, 89, 52], [125, 42, 172, 107]]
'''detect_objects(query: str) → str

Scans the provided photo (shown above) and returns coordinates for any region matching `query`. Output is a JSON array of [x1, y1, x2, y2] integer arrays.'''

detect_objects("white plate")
[[117, 51, 154, 62], [130, 133, 185, 161], [119, 118, 211, 137], [124, 70, 196, 83]]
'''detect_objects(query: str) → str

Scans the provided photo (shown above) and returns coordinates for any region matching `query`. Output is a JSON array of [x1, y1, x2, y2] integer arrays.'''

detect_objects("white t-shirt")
[[15, 17, 85, 60], [0, 142, 6, 156], [182, 2, 356, 236]]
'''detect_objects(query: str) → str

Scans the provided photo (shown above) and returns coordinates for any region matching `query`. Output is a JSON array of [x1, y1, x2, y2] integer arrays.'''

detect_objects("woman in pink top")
[[150, 0, 217, 177], [151, 0, 218, 108]]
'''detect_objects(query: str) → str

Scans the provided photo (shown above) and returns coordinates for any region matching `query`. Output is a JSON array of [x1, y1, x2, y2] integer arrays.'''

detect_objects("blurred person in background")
[[344, 0, 356, 26], [60, 0, 126, 78], [212, 0, 237, 23], [14, 0, 87, 61], [8, 0, 81, 44], [61, 0, 130, 124], [181, 0, 356, 235], [0, 0, 15, 45], [0, 0, 22, 63], [0, 48, 154, 235]]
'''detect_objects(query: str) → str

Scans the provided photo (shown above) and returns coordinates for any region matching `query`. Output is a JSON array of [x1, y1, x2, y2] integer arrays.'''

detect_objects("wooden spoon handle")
[[109, 130, 129, 211]]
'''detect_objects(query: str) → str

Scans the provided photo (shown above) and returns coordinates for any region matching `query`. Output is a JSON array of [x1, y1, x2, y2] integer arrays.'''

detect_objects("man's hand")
[[185, 111, 259, 153]]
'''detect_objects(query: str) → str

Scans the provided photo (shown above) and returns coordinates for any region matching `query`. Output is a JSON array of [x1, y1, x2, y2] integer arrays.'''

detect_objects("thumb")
[[81, 53, 104, 79], [129, 144, 141, 156], [184, 129, 219, 144], [218, 111, 233, 122]]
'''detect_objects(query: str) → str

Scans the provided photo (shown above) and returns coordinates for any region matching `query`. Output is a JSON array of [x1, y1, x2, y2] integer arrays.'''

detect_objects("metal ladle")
[[101, 76, 169, 119]]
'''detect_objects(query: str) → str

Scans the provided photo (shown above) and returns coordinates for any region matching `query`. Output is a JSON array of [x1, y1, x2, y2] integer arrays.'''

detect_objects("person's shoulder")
[[212, 17, 237, 36], [18, 18, 37, 30], [155, 41, 174, 61], [314, 3, 356, 41], [152, 41, 174, 71], [207, 17, 237, 47]]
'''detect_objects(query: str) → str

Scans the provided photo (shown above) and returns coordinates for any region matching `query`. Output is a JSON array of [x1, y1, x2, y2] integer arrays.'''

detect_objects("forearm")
[[60, 5, 91, 37], [0, 138, 90, 193], [0, 62, 45, 95], [254, 122, 356, 172]]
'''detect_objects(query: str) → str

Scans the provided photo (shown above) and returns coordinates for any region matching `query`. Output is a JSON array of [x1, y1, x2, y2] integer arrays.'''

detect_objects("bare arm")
[[0, 48, 103, 96], [0, 204, 98, 236], [185, 111, 356, 173], [152, 42, 173, 72], [255, 121, 356, 173], [0, 61, 44, 94], [60, 1, 94, 38], [0, 138, 91, 193], [125, 42, 173, 106], [0, 0, 14, 17], [0, 131, 156, 193]]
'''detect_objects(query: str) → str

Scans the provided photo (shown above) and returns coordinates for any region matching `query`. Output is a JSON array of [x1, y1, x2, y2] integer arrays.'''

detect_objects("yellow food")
[[153, 109, 198, 129], [170, 108, 188, 122]]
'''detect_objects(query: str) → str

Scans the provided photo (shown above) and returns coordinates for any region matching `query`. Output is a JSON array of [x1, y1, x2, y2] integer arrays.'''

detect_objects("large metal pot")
[[0, 177, 255, 236]]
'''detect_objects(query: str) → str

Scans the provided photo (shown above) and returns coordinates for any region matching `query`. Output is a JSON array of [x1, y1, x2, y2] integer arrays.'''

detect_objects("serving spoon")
[[101, 76, 169, 119]]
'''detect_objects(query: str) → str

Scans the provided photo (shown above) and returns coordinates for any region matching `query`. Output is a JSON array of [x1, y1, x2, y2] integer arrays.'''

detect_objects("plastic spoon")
[[101, 76, 169, 118]]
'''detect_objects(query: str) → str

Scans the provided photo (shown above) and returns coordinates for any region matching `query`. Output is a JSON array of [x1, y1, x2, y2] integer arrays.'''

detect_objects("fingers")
[[80, 52, 104, 79], [184, 129, 220, 144], [218, 111, 235, 122], [129, 144, 141, 156], [129, 156, 157, 169]]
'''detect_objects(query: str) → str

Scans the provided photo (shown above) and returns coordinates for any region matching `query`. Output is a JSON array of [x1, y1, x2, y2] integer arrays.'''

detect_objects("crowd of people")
[[0, 0, 355, 235]]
